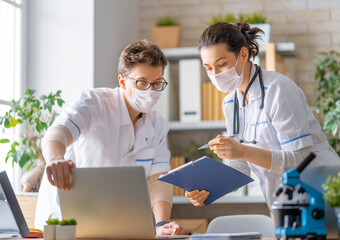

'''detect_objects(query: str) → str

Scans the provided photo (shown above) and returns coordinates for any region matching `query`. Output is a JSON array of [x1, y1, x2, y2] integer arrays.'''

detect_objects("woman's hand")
[[156, 221, 189, 235], [185, 190, 209, 207], [45, 159, 76, 190], [209, 134, 246, 160]]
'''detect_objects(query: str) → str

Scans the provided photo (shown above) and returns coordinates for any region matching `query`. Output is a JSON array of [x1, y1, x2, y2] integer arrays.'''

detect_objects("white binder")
[[179, 59, 201, 122]]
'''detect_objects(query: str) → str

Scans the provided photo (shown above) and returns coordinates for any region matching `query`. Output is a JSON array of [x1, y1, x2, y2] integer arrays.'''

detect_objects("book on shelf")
[[170, 156, 186, 196], [201, 82, 227, 121]]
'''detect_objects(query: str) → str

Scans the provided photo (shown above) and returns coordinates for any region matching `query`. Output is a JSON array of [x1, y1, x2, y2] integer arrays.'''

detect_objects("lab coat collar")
[[118, 88, 133, 126], [136, 112, 156, 139], [236, 63, 262, 108], [122, 111, 156, 157]]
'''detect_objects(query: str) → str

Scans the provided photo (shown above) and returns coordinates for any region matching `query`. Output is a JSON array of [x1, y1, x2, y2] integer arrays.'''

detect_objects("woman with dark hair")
[[185, 22, 340, 211]]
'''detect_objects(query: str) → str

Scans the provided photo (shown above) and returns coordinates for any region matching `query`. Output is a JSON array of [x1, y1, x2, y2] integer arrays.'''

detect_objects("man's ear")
[[118, 74, 126, 89]]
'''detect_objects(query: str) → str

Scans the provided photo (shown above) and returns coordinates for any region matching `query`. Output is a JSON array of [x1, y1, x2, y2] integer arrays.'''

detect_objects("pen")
[[198, 134, 238, 150]]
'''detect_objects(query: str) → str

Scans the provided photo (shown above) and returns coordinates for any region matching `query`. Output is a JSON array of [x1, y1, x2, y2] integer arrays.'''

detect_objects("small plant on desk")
[[44, 218, 77, 240]]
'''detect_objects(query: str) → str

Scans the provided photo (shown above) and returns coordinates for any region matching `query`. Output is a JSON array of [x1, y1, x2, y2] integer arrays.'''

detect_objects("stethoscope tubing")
[[233, 65, 265, 144]]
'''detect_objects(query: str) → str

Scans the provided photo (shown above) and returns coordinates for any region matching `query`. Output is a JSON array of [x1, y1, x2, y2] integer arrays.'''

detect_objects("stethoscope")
[[233, 64, 265, 144]]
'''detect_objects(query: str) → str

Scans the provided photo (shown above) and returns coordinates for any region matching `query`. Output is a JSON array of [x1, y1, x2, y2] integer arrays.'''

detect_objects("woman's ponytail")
[[233, 21, 264, 59], [198, 21, 264, 60]]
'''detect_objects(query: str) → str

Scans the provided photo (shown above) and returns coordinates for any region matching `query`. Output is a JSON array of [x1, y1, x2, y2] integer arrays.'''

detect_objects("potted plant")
[[150, 16, 181, 49], [208, 12, 270, 51], [44, 219, 59, 240], [44, 218, 77, 240], [314, 49, 340, 156], [322, 172, 340, 237], [56, 219, 77, 240], [208, 13, 237, 24], [0, 89, 65, 192]]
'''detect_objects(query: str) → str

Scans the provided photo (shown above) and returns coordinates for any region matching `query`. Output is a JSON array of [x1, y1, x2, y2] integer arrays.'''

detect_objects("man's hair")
[[118, 39, 167, 75]]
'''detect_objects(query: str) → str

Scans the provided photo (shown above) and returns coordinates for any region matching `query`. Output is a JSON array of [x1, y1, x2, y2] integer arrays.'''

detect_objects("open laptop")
[[58, 166, 262, 239], [58, 166, 191, 239], [0, 171, 30, 238], [300, 165, 340, 239]]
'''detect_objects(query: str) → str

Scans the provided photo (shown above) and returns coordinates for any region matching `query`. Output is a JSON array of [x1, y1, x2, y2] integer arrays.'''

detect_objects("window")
[[0, 0, 25, 190]]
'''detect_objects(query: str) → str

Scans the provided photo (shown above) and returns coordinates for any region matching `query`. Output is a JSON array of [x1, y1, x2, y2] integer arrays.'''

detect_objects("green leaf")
[[46, 219, 59, 225], [59, 219, 70, 225], [0, 139, 10, 143], [331, 124, 339, 136], [10, 117, 20, 127], [13, 150, 22, 164], [19, 151, 30, 168], [4, 118, 10, 128], [57, 99, 64, 107]]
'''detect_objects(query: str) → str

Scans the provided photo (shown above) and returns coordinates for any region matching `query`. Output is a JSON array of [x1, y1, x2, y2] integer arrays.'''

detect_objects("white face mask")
[[127, 87, 162, 113], [208, 54, 244, 93]]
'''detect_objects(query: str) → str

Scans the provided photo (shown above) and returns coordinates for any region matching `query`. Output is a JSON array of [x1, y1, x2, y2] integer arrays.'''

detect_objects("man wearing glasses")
[[35, 40, 188, 235]]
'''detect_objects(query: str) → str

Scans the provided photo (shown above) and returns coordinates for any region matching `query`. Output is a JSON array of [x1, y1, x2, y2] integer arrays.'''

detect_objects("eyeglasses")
[[123, 74, 168, 91]]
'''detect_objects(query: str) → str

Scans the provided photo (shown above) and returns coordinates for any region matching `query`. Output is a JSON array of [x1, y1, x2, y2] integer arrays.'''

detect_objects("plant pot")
[[150, 26, 181, 49], [55, 225, 76, 240], [334, 207, 340, 240], [249, 23, 271, 52], [43, 225, 56, 240]]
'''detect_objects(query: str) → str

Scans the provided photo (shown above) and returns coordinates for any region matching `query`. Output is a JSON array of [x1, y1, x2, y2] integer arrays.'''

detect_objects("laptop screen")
[[0, 171, 30, 238], [58, 166, 156, 239]]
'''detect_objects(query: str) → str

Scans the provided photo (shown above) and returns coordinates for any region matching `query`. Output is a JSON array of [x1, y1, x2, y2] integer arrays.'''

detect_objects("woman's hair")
[[118, 39, 167, 75], [198, 21, 264, 59]]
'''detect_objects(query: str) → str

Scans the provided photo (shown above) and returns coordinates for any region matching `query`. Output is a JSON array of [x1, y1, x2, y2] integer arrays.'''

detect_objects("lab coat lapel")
[[123, 113, 156, 158]]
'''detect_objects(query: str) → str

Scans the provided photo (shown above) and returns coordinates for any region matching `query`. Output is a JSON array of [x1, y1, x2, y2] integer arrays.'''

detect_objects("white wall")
[[26, 0, 140, 103], [93, 0, 139, 88], [27, 0, 94, 104]]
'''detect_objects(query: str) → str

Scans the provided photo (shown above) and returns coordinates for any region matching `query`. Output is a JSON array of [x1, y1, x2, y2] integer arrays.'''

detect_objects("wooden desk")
[[6, 238, 278, 240]]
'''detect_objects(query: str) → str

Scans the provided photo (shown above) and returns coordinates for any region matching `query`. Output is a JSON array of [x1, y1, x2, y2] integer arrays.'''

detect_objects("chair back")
[[206, 214, 276, 238]]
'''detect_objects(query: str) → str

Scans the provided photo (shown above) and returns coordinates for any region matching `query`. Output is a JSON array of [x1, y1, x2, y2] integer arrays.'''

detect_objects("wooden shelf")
[[169, 121, 226, 131], [163, 42, 295, 61]]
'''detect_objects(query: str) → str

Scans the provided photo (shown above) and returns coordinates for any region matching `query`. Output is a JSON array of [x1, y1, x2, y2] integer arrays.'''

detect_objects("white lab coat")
[[35, 87, 171, 230], [222, 64, 340, 211]]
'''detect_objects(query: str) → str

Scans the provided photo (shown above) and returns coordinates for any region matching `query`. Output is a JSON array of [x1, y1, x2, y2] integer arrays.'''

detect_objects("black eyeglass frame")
[[123, 74, 168, 91]]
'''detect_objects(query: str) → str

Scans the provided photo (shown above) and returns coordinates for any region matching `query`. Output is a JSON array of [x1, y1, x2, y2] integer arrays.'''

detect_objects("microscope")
[[272, 152, 327, 240]]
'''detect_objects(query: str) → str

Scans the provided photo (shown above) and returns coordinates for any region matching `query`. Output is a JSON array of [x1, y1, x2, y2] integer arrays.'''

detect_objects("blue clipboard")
[[157, 156, 254, 205]]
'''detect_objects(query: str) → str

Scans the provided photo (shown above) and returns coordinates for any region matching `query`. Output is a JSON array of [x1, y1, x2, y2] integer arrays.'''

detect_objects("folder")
[[157, 156, 254, 205]]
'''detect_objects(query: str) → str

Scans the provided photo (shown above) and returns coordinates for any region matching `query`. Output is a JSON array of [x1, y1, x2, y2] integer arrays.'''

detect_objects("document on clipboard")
[[157, 156, 254, 205]]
